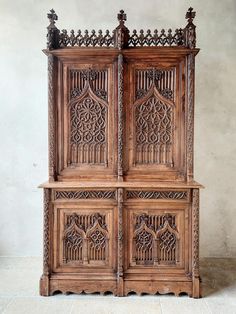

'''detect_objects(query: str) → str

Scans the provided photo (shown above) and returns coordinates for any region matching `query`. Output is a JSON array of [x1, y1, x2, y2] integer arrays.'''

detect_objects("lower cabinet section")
[[40, 186, 200, 298]]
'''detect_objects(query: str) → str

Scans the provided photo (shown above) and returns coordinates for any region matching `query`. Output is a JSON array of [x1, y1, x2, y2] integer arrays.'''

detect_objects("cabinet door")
[[52, 190, 116, 274], [57, 58, 116, 180], [124, 189, 190, 276], [124, 57, 186, 181]]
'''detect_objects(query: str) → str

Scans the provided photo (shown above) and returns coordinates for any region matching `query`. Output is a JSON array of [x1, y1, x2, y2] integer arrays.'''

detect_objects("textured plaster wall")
[[0, 0, 235, 257]]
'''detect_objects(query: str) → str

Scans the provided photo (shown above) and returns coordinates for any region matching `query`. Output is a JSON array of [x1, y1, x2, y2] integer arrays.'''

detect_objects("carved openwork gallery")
[[39, 8, 203, 298]]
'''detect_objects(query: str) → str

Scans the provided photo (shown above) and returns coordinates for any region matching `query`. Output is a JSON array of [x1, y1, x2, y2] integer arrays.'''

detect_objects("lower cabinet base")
[[40, 275, 201, 298]]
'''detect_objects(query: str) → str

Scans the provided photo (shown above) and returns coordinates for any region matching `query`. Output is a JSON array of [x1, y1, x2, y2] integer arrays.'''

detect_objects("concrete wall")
[[0, 0, 235, 257]]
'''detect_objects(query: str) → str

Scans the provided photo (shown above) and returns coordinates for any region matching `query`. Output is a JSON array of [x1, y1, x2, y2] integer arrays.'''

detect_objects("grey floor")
[[0, 258, 235, 314]]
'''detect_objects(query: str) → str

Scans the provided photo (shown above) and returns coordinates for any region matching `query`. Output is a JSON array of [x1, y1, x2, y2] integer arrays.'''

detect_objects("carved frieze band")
[[43, 189, 50, 274], [47, 8, 196, 50], [55, 190, 116, 200], [126, 190, 187, 200], [187, 53, 195, 180], [117, 188, 124, 280], [48, 55, 57, 181], [192, 189, 199, 278], [117, 54, 124, 179]]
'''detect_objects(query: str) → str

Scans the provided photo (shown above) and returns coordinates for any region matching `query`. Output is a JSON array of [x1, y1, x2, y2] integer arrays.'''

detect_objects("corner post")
[[192, 188, 200, 298], [40, 188, 51, 296]]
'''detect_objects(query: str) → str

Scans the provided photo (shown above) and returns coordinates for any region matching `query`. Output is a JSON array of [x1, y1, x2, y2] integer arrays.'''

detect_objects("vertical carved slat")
[[48, 55, 57, 181], [192, 189, 199, 278], [117, 188, 124, 296], [187, 53, 195, 181], [43, 188, 50, 275], [117, 54, 124, 180]]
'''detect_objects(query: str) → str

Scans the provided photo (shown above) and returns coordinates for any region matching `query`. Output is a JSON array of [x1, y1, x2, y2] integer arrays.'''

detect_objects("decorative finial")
[[185, 7, 196, 24], [117, 9, 127, 24], [47, 9, 58, 29], [185, 7, 196, 49], [46, 9, 59, 50], [114, 10, 129, 50]]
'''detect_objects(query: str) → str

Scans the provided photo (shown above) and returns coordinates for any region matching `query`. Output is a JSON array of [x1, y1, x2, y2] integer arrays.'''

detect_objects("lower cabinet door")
[[124, 203, 189, 274], [53, 203, 116, 273]]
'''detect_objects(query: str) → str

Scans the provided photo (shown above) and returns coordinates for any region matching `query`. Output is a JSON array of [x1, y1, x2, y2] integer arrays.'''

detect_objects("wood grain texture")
[[40, 8, 202, 298]]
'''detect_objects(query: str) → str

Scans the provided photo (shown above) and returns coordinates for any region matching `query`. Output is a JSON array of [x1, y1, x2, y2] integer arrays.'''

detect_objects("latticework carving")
[[70, 96, 107, 165], [135, 95, 173, 165], [69, 68, 108, 166], [159, 230, 177, 263], [55, 190, 116, 200], [63, 213, 109, 264], [127, 190, 187, 200], [132, 213, 179, 265]]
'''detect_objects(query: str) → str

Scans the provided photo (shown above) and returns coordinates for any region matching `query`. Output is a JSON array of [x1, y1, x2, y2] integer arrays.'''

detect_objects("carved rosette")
[[43, 189, 50, 274], [187, 53, 195, 180], [48, 55, 57, 181], [117, 54, 124, 179], [192, 189, 200, 278]]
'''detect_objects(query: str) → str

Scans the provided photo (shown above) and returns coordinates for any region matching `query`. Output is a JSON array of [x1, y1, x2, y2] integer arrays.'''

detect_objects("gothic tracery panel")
[[135, 95, 173, 165], [68, 68, 109, 166], [63, 212, 109, 264], [132, 213, 179, 266]]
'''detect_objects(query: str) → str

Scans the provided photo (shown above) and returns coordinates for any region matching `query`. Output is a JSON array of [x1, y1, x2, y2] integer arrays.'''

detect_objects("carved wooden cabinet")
[[39, 8, 203, 298]]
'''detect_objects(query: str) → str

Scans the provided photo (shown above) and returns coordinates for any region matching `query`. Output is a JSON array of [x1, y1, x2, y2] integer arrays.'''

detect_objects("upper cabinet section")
[[45, 9, 199, 182]]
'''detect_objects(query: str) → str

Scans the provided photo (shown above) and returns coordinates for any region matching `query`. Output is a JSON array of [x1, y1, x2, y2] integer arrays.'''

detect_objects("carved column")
[[186, 53, 195, 181], [48, 55, 57, 181], [192, 188, 200, 298], [40, 188, 51, 296], [117, 188, 124, 296], [117, 54, 124, 181]]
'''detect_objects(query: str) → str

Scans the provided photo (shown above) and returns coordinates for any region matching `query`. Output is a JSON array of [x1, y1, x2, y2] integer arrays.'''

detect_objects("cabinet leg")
[[117, 278, 124, 297], [192, 277, 201, 298], [40, 274, 50, 296]]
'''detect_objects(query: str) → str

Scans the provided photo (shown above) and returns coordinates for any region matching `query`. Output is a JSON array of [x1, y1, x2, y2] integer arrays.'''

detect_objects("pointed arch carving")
[[86, 213, 109, 262], [63, 212, 109, 265], [63, 214, 86, 263], [156, 215, 180, 264], [134, 84, 174, 166], [132, 214, 157, 265], [68, 82, 108, 166]]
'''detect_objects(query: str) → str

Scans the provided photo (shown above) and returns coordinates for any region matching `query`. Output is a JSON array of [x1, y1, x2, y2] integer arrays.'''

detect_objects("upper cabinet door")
[[124, 55, 186, 181], [57, 58, 117, 181]]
